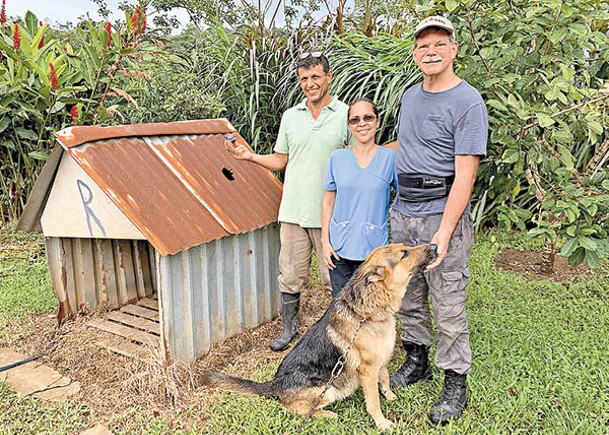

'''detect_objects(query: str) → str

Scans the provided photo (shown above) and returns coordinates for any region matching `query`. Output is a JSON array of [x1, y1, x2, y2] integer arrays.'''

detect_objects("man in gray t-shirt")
[[388, 16, 488, 426]]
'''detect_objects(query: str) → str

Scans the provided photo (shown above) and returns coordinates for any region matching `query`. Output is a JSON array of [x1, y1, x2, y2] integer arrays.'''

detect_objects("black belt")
[[398, 174, 454, 202], [399, 175, 454, 188]]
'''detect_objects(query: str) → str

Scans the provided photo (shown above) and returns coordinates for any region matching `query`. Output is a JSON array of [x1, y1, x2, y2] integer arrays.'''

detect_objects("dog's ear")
[[366, 266, 386, 283]]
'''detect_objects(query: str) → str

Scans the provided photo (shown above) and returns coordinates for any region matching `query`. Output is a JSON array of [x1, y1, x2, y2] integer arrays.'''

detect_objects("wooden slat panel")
[[136, 298, 158, 311], [120, 240, 138, 302], [113, 240, 129, 305], [88, 319, 158, 346], [106, 311, 160, 335], [61, 238, 77, 312], [95, 239, 119, 306], [96, 339, 157, 365], [45, 238, 73, 320], [148, 245, 157, 293], [71, 239, 87, 309], [137, 241, 153, 298], [120, 304, 159, 321]]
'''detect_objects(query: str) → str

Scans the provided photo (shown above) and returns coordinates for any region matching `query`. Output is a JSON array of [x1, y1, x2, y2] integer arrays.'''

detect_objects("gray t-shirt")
[[394, 80, 488, 217]]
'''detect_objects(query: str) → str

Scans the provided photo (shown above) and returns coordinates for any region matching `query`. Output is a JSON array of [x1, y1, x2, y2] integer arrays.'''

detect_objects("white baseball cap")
[[413, 16, 454, 38]]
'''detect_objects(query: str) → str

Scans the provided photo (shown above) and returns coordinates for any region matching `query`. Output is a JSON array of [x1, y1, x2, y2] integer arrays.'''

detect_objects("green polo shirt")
[[274, 97, 352, 227]]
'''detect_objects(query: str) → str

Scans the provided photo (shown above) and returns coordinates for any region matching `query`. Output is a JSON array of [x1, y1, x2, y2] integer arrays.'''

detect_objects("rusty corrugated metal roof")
[[53, 119, 283, 256]]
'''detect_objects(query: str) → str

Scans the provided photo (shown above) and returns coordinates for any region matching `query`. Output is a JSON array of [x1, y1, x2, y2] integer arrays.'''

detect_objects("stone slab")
[[80, 424, 113, 435], [0, 347, 80, 401]]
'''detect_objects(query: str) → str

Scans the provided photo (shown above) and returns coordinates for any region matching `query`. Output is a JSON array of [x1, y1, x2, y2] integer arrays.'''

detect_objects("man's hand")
[[224, 138, 254, 161], [426, 229, 451, 270], [322, 241, 340, 270]]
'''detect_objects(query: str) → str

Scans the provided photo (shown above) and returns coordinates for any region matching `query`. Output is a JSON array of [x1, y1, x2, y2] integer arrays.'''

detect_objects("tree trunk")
[[540, 240, 555, 274]]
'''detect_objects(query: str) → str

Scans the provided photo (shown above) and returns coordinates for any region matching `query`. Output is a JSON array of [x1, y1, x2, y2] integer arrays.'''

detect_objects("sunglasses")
[[348, 114, 377, 125], [298, 51, 323, 60]]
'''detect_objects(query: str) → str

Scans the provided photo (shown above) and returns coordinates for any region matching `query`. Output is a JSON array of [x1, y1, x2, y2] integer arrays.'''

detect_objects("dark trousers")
[[329, 257, 364, 298]]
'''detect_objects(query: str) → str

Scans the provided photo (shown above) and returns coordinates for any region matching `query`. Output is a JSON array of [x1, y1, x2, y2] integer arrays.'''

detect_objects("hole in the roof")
[[222, 167, 235, 181]]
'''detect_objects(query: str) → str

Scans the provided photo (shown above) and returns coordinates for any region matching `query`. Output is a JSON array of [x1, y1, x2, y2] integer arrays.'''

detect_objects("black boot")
[[270, 293, 300, 351], [429, 370, 468, 425], [390, 341, 432, 387]]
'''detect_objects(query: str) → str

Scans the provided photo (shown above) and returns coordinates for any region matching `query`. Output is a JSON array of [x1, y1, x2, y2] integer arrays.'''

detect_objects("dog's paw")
[[375, 417, 394, 431], [383, 389, 397, 402], [312, 410, 338, 419]]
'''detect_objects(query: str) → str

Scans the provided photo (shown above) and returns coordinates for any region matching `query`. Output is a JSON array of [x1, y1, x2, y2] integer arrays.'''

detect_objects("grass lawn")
[[0, 227, 86, 434], [0, 226, 608, 434]]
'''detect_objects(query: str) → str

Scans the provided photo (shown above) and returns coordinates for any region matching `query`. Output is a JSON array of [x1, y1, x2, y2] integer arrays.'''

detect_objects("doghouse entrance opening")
[[89, 295, 161, 363], [46, 237, 162, 362]]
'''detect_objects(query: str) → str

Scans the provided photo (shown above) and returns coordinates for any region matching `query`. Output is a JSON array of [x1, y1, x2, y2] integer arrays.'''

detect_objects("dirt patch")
[[2, 285, 333, 433], [495, 249, 594, 282]]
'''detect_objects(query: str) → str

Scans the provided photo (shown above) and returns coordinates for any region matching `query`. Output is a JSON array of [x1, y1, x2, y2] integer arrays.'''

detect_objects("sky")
[[9, 0, 190, 27]]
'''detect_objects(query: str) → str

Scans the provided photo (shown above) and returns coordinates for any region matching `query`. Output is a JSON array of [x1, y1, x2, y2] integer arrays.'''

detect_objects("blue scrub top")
[[323, 147, 397, 261]]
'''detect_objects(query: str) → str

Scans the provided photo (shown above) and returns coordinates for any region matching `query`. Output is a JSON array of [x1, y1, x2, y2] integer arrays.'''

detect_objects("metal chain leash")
[[290, 318, 366, 434]]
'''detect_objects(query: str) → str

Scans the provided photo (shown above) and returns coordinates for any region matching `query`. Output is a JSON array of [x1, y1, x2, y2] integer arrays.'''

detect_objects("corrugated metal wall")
[[159, 224, 280, 363], [46, 237, 155, 316]]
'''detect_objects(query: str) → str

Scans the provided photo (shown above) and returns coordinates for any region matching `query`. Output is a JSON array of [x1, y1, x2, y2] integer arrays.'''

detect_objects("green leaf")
[[549, 28, 568, 44], [560, 238, 578, 257], [587, 121, 603, 135], [567, 247, 586, 267], [556, 144, 574, 170], [0, 118, 10, 134], [502, 148, 520, 164], [584, 249, 603, 269], [15, 128, 38, 141], [545, 85, 563, 101], [28, 151, 49, 161], [579, 237, 598, 251], [559, 64, 574, 82], [536, 113, 555, 128], [446, 0, 459, 12], [528, 227, 547, 238], [570, 23, 589, 36]]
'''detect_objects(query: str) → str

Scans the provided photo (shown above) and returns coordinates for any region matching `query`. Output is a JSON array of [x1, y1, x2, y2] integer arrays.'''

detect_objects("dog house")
[[18, 119, 283, 365]]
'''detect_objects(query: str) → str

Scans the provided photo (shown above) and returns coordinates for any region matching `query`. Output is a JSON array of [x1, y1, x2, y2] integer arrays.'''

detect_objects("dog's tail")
[[201, 371, 277, 398]]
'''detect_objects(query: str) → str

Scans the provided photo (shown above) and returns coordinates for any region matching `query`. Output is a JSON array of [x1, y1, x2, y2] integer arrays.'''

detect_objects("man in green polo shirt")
[[224, 52, 352, 351]]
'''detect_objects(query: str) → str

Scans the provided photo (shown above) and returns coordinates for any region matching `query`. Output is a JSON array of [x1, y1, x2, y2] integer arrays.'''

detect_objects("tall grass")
[[0, 226, 56, 342], [329, 31, 420, 144]]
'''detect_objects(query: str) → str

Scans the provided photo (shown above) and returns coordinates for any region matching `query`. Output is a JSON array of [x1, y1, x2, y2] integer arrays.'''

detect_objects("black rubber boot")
[[390, 341, 432, 387], [270, 293, 300, 352], [429, 369, 468, 425]]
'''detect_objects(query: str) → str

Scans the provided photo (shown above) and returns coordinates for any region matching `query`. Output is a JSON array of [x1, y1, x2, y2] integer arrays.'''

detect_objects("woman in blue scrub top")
[[321, 98, 398, 298]]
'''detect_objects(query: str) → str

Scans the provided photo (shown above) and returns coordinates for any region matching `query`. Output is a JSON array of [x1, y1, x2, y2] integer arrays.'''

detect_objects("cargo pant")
[[390, 210, 474, 375], [277, 222, 331, 295]]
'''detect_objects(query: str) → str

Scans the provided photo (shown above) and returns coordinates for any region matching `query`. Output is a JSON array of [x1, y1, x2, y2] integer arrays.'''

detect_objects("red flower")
[[140, 13, 146, 34], [130, 8, 140, 31], [71, 106, 78, 125], [105, 21, 112, 48], [49, 62, 58, 91], [13, 23, 20, 51], [1, 0, 6, 26], [39, 21, 45, 48]]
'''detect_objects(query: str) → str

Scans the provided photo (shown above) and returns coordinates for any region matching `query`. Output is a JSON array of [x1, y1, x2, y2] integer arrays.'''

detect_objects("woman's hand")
[[323, 242, 340, 269]]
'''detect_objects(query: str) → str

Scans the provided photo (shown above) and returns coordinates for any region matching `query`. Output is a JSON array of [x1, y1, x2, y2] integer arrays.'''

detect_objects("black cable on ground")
[[0, 329, 62, 374]]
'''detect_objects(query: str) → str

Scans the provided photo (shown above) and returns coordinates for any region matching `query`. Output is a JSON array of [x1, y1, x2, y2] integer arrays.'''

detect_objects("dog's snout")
[[425, 244, 438, 262]]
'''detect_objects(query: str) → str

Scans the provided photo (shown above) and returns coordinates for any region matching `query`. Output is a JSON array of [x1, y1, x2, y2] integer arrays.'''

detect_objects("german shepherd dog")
[[202, 243, 437, 430]]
